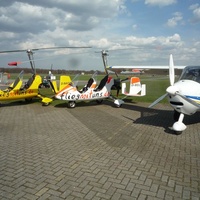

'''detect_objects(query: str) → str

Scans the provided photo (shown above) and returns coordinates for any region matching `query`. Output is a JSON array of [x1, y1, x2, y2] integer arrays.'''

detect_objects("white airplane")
[[107, 55, 200, 135]]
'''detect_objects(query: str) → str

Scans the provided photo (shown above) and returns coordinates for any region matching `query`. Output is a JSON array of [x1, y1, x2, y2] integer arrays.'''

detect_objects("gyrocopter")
[[0, 46, 90, 105], [51, 50, 146, 108]]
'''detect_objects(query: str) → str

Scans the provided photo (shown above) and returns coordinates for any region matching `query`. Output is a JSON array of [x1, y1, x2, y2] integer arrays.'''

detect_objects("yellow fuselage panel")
[[0, 89, 38, 101]]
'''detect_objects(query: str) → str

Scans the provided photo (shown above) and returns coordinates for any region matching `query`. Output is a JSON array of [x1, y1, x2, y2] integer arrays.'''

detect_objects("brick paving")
[[0, 100, 199, 200]]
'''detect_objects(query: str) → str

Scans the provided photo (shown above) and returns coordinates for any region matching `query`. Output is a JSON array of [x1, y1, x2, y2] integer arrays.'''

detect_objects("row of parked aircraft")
[[0, 47, 200, 135]]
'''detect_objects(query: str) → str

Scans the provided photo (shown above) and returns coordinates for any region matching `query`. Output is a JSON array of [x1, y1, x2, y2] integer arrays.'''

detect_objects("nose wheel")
[[172, 112, 186, 135]]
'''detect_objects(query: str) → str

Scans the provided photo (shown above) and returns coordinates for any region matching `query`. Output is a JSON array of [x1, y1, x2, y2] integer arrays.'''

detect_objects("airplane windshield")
[[180, 66, 200, 83]]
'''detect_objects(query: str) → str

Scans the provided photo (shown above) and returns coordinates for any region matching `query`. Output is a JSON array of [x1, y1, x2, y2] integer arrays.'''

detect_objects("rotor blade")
[[31, 46, 92, 51], [0, 46, 92, 54], [169, 54, 175, 86], [148, 93, 168, 108], [0, 49, 25, 53]]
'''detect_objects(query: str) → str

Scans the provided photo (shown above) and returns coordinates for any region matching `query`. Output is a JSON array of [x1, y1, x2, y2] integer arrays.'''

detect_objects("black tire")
[[174, 131, 183, 135], [68, 101, 76, 108], [25, 98, 33, 103], [96, 100, 103, 104], [42, 102, 50, 106], [116, 104, 122, 108]]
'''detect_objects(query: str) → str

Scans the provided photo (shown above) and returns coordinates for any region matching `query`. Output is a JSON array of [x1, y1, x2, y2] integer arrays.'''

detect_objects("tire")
[[25, 98, 33, 103], [42, 102, 50, 106], [68, 101, 76, 108], [174, 131, 183, 135], [116, 104, 122, 108], [96, 100, 103, 104]]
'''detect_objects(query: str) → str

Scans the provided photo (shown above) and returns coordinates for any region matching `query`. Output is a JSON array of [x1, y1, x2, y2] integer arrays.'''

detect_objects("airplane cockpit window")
[[180, 66, 200, 83]]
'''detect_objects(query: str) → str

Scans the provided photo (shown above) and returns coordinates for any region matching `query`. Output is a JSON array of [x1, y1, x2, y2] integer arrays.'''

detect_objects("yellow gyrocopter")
[[0, 46, 90, 105]]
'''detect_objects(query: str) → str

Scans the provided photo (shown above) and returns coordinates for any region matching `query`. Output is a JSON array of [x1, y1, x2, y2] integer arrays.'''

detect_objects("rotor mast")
[[101, 50, 109, 74], [27, 49, 36, 74]]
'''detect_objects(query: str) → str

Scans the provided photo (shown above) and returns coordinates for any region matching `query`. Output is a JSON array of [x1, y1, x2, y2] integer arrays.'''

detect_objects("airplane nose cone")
[[166, 85, 179, 95]]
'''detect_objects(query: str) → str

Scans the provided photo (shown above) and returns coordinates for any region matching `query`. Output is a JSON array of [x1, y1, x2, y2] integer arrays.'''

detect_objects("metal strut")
[[26, 49, 36, 74]]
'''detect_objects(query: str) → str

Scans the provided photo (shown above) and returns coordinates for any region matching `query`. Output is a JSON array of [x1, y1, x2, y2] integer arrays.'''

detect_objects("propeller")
[[149, 54, 175, 108], [112, 77, 121, 97], [111, 73, 130, 97]]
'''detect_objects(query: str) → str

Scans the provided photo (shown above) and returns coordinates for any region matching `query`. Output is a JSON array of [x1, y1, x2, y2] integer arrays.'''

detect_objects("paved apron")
[[0, 100, 199, 200]]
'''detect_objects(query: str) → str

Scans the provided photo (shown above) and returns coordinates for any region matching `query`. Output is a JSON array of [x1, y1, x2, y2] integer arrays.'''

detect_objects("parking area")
[[0, 100, 199, 200]]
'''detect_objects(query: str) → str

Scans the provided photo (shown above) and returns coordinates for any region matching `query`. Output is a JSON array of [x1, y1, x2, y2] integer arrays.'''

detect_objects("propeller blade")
[[116, 89, 120, 97], [148, 93, 168, 108], [169, 54, 175, 86], [120, 77, 129, 82]]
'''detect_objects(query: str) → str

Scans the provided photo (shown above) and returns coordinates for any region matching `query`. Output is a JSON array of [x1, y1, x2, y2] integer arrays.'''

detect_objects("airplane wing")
[[107, 65, 186, 70]]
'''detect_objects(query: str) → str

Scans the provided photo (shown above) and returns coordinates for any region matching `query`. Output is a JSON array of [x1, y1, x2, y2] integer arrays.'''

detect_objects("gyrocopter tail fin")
[[50, 75, 72, 94], [122, 77, 146, 96]]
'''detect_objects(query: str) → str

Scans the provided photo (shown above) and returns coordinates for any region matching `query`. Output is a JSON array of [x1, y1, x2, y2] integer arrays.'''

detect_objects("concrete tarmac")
[[0, 100, 199, 200]]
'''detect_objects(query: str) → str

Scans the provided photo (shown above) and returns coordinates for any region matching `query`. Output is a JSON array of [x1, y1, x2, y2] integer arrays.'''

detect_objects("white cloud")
[[189, 3, 200, 22], [145, 0, 176, 7], [0, 0, 199, 68], [125, 34, 182, 47], [166, 12, 183, 27], [89, 38, 112, 49]]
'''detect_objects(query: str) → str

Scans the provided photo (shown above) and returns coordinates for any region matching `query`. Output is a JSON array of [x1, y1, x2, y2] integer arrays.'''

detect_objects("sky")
[[0, 0, 200, 71]]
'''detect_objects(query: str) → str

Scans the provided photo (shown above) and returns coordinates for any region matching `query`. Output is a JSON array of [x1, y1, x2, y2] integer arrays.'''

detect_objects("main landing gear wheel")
[[96, 100, 103, 104], [42, 102, 50, 106], [116, 104, 122, 108], [68, 101, 76, 108], [25, 98, 32, 103]]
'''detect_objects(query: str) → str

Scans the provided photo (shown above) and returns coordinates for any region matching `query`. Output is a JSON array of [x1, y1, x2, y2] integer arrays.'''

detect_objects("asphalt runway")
[[0, 100, 199, 199]]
